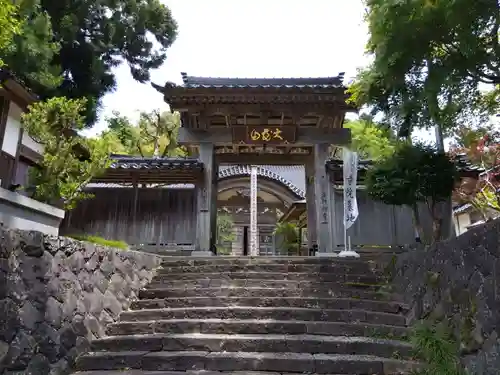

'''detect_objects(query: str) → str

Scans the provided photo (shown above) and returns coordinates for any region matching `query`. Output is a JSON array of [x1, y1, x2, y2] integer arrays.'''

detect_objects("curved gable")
[[218, 165, 305, 199]]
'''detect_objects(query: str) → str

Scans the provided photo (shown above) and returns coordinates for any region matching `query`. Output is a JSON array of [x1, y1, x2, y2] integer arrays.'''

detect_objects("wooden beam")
[[178, 127, 351, 146], [215, 153, 313, 165]]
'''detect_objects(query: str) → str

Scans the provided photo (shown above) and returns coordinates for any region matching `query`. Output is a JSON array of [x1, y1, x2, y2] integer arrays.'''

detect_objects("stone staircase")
[[73, 256, 421, 375]]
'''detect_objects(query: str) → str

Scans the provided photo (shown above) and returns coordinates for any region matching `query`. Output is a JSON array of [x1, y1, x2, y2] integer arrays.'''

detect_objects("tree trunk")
[[430, 201, 444, 244], [412, 203, 426, 244]]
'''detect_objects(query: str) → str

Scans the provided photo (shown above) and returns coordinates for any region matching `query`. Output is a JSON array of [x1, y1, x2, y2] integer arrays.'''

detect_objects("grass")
[[409, 321, 467, 375], [67, 234, 129, 250]]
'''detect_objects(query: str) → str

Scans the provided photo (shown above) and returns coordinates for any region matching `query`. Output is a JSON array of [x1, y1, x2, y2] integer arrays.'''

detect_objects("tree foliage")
[[450, 131, 500, 218], [349, 0, 497, 137], [2, 0, 178, 125], [1, 0, 61, 88], [366, 143, 458, 243], [273, 221, 300, 256], [345, 118, 396, 160], [100, 110, 186, 157], [21, 97, 111, 209], [216, 214, 235, 255], [0, 0, 21, 66]]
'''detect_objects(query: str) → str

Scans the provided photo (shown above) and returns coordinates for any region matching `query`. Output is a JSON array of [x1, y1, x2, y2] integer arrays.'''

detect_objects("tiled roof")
[[0, 68, 38, 98], [180, 72, 345, 89], [88, 164, 306, 196], [453, 153, 484, 173], [219, 165, 305, 198], [109, 155, 203, 171], [453, 203, 472, 214], [86, 183, 195, 189]]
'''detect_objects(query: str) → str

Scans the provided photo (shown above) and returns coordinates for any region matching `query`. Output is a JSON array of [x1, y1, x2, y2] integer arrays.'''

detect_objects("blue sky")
[[85, 0, 434, 141]]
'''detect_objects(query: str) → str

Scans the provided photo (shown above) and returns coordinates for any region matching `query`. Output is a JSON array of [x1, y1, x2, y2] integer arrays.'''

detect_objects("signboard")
[[232, 126, 297, 144], [343, 148, 359, 229]]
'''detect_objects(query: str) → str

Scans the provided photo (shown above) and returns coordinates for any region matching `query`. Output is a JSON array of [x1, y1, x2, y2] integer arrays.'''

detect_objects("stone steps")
[[74, 372, 394, 375], [73, 372, 388, 375], [76, 351, 420, 374], [152, 271, 386, 283], [158, 256, 387, 265], [145, 279, 386, 290], [131, 297, 408, 313], [90, 333, 414, 359], [106, 319, 410, 339], [158, 263, 384, 274], [118, 306, 407, 326], [139, 286, 401, 300], [73, 373, 368, 375], [73, 256, 418, 374]]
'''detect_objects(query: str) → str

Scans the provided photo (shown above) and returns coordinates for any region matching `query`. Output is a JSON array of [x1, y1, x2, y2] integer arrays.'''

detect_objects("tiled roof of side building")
[[108, 154, 204, 170]]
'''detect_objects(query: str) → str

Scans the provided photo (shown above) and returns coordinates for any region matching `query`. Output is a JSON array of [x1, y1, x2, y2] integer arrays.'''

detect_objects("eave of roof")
[[92, 155, 205, 184], [180, 72, 346, 89], [0, 68, 38, 106], [108, 155, 204, 170], [151, 72, 356, 109]]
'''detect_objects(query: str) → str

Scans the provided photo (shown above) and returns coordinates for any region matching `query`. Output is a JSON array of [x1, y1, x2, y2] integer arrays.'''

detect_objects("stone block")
[[0, 298, 20, 342], [0, 228, 161, 373], [45, 297, 63, 328], [68, 250, 85, 272], [19, 301, 43, 330], [103, 290, 122, 318]]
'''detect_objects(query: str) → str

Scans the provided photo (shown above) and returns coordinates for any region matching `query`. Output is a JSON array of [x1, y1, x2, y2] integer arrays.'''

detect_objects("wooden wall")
[[331, 190, 433, 247], [62, 188, 197, 247]]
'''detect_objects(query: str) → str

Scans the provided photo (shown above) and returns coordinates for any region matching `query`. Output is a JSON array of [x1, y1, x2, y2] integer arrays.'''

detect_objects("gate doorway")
[[243, 226, 249, 256], [154, 73, 354, 255]]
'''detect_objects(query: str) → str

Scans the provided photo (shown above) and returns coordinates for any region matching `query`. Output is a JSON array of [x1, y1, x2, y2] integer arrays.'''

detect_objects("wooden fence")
[[61, 187, 197, 248], [332, 190, 435, 247]]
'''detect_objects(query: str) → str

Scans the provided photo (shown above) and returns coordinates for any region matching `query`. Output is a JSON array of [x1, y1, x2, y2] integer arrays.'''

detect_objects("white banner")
[[343, 148, 359, 230]]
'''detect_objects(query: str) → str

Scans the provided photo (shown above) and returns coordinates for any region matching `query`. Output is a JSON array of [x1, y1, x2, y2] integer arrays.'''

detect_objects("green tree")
[[345, 118, 396, 160], [365, 143, 458, 243], [1, 0, 61, 87], [0, 0, 21, 66], [101, 110, 186, 157], [349, 0, 494, 138], [21, 97, 111, 209], [273, 221, 300, 256], [137, 110, 185, 157], [2, 0, 178, 125], [216, 214, 235, 255]]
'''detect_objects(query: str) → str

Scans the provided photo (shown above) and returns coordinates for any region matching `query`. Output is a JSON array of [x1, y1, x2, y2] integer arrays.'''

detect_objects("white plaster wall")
[[454, 212, 471, 236], [2, 103, 22, 157], [21, 132, 44, 154]]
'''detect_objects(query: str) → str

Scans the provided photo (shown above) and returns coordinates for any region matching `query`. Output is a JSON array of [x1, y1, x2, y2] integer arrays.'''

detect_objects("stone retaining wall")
[[391, 219, 500, 374], [0, 228, 162, 374]]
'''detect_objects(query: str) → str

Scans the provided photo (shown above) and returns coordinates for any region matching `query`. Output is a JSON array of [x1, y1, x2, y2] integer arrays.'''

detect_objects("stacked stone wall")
[[391, 219, 500, 374], [0, 228, 161, 374]]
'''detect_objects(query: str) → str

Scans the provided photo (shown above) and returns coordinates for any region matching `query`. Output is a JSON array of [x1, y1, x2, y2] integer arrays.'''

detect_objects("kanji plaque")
[[232, 126, 297, 144]]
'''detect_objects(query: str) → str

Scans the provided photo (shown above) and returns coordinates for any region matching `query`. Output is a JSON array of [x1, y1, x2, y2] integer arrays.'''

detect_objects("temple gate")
[[153, 73, 356, 256]]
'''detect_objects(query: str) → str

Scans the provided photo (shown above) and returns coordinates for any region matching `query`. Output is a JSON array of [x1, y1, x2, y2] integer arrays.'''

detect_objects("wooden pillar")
[[250, 165, 258, 256], [328, 175, 338, 251], [195, 143, 215, 256], [313, 144, 334, 254], [210, 162, 219, 253], [305, 162, 317, 250], [132, 174, 139, 246]]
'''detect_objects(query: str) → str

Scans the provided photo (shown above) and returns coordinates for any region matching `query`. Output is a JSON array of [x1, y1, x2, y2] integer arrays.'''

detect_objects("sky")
[[84, 0, 434, 141]]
